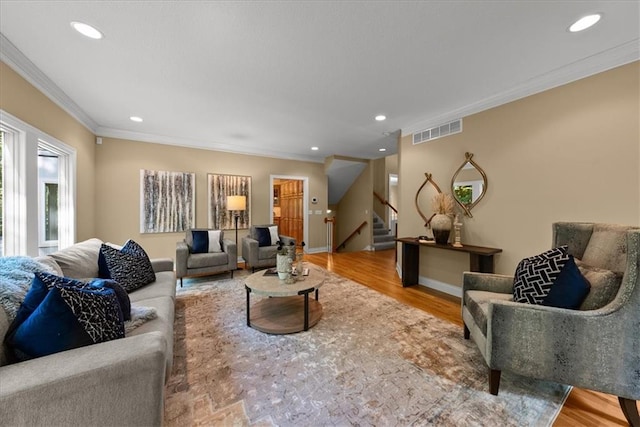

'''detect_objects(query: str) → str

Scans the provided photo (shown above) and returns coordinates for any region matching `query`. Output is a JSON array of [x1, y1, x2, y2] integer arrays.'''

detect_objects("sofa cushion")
[[6, 273, 124, 361], [190, 230, 222, 253], [581, 224, 631, 274], [541, 256, 591, 310], [49, 238, 103, 279], [129, 271, 176, 303], [576, 259, 623, 310], [513, 246, 569, 304], [186, 252, 229, 269], [100, 243, 156, 292], [464, 290, 513, 336], [258, 245, 278, 260]]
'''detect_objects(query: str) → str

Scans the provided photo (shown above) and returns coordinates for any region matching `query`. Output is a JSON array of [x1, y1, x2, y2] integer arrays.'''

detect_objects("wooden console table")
[[396, 237, 502, 287]]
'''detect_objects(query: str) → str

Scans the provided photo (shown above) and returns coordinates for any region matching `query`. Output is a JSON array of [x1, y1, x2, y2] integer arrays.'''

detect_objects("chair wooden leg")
[[618, 397, 639, 427], [489, 369, 501, 395], [179, 277, 183, 287], [464, 324, 470, 339]]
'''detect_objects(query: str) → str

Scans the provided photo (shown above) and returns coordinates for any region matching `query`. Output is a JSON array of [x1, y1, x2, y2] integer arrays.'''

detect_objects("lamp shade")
[[227, 195, 246, 211]]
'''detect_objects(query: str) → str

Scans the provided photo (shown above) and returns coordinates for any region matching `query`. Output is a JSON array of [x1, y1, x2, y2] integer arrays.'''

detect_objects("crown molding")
[[0, 33, 98, 133], [402, 39, 640, 136], [95, 126, 324, 164]]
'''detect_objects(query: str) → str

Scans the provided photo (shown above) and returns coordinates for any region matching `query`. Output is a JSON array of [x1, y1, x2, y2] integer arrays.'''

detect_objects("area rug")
[[165, 268, 570, 426]]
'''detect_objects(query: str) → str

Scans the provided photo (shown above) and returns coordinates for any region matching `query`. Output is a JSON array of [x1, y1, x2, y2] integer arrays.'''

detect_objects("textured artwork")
[[208, 174, 251, 230], [140, 169, 195, 233]]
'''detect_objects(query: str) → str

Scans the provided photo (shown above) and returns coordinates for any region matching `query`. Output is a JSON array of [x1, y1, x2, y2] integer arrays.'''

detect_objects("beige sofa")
[[0, 238, 176, 427]]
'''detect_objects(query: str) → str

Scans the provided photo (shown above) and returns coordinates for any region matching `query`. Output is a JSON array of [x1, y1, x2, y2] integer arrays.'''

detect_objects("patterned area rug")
[[165, 268, 570, 426]]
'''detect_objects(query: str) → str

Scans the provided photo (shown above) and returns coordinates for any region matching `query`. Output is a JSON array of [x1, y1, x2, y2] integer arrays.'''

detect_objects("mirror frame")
[[451, 152, 487, 217], [415, 172, 442, 227]]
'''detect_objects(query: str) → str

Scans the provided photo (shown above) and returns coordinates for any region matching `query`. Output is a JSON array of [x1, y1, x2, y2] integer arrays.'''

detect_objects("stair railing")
[[335, 221, 368, 252], [373, 191, 399, 261]]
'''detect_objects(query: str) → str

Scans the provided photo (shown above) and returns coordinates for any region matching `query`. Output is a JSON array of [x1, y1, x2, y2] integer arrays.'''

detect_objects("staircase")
[[372, 212, 396, 251]]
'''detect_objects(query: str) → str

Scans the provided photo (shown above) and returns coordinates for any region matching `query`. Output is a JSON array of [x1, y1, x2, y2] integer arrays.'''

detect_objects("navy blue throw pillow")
[[541, 256, 591, 310], [256, 227, 272, 247], [6, 272, 125, 361], [191, 230, 209, 253], [100, 243, 156, 292], [89, 279, 131, 321]]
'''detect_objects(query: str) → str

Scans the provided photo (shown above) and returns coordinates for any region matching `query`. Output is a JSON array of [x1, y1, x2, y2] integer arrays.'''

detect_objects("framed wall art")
[[140, 169, 195, 233], [208, 174, 251, 230]]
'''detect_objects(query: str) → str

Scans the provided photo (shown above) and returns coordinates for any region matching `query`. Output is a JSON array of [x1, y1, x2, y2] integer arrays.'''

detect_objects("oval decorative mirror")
[[450, 152, 487, 217]]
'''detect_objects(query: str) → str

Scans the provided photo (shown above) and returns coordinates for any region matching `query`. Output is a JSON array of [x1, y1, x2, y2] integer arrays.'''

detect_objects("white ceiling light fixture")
[[379, 148, 387, 152], [569, 14, 602, 32], [311, 146, 319, 151], [130, 116, 143, 122], [375, 115, 386, 121], [70, 21, 103, 39]]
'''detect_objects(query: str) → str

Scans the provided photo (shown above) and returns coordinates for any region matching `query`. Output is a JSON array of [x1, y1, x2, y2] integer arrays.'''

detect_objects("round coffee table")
[[244, 264, 325, 334]]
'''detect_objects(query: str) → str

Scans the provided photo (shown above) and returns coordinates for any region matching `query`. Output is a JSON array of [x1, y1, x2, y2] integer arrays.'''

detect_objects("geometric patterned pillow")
[[513, 246, 570, 304], [99, 244, 156, 293], [6, 272, 124, 361]]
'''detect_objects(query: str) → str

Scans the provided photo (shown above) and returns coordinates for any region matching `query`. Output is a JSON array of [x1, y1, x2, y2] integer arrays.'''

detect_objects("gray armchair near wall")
[[242, 224, 296, 271], [461, 222, 640, 426], [176, 229, 237, 286]]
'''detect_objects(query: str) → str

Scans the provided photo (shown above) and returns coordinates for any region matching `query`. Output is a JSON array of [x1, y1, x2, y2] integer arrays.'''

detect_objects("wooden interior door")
[[276, 179, 303, 244]]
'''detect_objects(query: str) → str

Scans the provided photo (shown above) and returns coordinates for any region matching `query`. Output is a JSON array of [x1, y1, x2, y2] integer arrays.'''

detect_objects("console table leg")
[[470, 254, 495, 273]]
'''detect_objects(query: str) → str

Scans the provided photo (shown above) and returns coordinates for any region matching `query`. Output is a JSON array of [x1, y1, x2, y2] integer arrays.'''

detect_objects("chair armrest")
[[0, 332, 166, 426], [462, 271, 514, 294], [242, 237, 259, 265], [150, 257, 174, 273], [487, 300, 635, 394], [222, 239, 237, 269], [176, 240, 189, 278]]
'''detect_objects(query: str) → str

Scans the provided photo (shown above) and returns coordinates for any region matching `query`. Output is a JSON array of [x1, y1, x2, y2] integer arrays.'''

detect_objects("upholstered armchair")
[[462, 222, 639, 426], [176, 229, 237, 286], [241, 224, 296, 271]]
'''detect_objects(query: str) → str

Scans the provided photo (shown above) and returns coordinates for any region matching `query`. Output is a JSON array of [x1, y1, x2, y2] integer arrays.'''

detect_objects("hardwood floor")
[[305, 249, 629, 427]]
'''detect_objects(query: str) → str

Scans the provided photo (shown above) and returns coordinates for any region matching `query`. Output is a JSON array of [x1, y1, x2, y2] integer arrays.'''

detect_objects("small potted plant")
[[276, 241, 295, 280]]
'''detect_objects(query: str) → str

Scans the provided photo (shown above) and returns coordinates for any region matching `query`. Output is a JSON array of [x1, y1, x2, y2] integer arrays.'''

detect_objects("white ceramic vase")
[[431, 213, 452, 245], [276, 254, 291, 280]]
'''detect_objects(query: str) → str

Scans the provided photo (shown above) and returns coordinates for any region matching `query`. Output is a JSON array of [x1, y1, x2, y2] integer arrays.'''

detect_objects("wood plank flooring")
[[305, 249, 629, 427]]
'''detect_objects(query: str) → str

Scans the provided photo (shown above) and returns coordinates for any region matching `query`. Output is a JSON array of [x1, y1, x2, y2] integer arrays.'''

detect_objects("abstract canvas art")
[[208, 174, 251, 230], [140, 169, 195, 233]]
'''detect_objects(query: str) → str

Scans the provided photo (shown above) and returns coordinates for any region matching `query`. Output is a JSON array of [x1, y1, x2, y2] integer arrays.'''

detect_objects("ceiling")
[[0, 1, 638, 165]]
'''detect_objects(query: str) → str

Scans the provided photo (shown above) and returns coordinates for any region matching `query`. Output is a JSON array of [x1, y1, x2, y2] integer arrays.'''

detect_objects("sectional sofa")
[[0, 238, 176, 426]]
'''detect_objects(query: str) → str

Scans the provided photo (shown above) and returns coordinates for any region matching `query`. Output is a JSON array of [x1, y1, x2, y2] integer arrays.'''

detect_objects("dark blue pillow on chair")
[[191, 230, 209, 253], [541, 256, 591, 309], [256, 227, 272, 247]]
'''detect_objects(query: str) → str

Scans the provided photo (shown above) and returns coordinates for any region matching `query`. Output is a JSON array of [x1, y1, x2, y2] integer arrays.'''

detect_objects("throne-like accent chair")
[[462, 222, 639, 426]]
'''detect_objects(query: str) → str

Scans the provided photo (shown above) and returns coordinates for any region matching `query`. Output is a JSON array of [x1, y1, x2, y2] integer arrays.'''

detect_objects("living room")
[[0, 2, 639, 426]]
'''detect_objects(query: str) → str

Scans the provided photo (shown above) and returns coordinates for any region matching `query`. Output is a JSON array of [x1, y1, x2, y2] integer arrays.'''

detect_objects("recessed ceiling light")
[[70, 21, 103, 39], [311, 146, 319, 151], [379, 148, 387, 152], [375, 115, 386, 121], [130, 116, 143, 122], [569, 14, 602, 32]]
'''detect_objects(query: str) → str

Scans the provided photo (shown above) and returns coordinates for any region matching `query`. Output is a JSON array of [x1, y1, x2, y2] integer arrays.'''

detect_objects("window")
[[0, 110, 76, 256]]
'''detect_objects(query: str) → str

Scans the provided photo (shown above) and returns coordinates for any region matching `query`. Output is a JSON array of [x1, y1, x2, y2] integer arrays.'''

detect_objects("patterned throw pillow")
[[89, 278, 132, 321], [6, 272, 124, 361], [513, 246, 570, 304], [100, 242, 156, 292]]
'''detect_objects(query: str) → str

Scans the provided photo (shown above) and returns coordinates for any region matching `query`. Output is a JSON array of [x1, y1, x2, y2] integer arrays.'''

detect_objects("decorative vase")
[[431, 213, 452, 245], [276, 253, 291, 280]]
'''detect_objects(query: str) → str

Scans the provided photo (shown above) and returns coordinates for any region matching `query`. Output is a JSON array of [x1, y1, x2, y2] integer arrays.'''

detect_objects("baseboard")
[[305, 247, 327, 254], [395, 263, 462, 298]]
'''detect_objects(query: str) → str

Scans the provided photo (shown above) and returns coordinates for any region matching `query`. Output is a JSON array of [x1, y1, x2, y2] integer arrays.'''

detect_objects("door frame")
[[269, 175, 309, 251]]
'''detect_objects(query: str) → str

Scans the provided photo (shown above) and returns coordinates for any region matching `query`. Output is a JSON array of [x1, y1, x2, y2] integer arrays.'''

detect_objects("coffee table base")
[[249, 296, 323, 334]]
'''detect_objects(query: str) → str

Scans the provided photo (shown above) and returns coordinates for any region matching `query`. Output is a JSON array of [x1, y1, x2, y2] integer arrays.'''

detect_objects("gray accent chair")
[[241, 224, 296, 272], [462, 222, 639, 426], [176, 229, 237, 286]]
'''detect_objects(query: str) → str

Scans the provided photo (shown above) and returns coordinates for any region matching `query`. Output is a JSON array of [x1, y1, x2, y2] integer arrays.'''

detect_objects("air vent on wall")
[[413, 118, 462, 144]]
